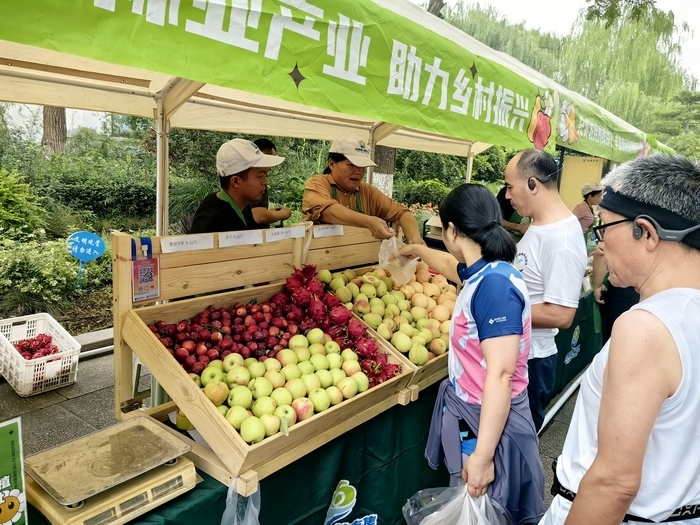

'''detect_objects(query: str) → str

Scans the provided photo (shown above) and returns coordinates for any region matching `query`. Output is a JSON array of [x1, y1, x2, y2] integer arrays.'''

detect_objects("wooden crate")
[[112, 226, 416, 494], [120, 283, 415, 488]]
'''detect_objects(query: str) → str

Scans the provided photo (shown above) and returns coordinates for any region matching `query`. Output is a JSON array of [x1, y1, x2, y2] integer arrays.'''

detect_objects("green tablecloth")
[[29, 383, 449, 525], [552, 290, 602, 396]]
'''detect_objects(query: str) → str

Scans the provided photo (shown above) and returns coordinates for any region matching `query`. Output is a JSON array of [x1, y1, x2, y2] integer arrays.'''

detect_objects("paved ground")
[[0, 353, 575, 509]]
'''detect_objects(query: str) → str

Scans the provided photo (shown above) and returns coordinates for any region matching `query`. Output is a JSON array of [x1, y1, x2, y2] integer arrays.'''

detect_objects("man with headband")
[[540, 155, 700, 525], [504, 149, 587, 432]]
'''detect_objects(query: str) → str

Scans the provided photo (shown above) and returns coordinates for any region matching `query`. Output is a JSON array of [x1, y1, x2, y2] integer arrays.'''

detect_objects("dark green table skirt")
[[552, 290, 603, 397], [29, 383, 449, 525]]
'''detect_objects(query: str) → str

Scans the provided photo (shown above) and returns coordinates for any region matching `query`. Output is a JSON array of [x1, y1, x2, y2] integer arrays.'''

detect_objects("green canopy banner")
[[0, 0, 556, 151], [556, 88, 647, 163]]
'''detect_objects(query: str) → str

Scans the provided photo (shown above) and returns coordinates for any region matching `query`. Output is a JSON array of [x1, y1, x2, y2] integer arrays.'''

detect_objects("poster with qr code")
[[133, 258, 160, 302]]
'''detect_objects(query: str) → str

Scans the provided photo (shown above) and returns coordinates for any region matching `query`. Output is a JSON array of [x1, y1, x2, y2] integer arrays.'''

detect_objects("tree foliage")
[[585, 0, 656, 28]]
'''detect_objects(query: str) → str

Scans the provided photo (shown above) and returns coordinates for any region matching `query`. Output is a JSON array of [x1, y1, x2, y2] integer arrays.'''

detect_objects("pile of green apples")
[[318, 264, 458, 366], [178, 328, 370, 444]]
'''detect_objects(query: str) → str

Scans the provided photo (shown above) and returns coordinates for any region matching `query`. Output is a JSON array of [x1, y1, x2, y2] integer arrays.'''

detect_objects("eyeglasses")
[[592, 218, 632, 242]]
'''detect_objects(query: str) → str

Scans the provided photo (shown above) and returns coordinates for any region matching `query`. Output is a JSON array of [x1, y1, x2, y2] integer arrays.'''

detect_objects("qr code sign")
[[138, 265, 155, 285]]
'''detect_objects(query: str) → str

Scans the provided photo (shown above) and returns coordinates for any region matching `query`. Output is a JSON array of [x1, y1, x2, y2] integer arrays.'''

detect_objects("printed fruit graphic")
[[527, 90, 553, 150]]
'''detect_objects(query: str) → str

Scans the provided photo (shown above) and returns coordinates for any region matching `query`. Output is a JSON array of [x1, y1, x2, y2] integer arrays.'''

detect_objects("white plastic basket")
[[0, 313, 81, 397]]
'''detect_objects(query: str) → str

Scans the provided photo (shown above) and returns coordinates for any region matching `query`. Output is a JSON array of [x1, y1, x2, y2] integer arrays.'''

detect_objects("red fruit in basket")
[[242, 332, 253, 343], [220, 338, 233, 351], [184, 355, 197, 370], [191, 362, 206, 375], [198, 329, 211, 341], [148, 324, 158, 333], [195, 344, 208, 357], [268, 350, 278, 358], [222, 310, 231, 319], [232, 334, 242, 343], [243, 316, 254, 327], [287, 324, 299, 335], [259, 355, 268, 362], [347, 319, 367, 340], [253, 312, 264, 323], [181, 340, 196, 352], [245, 324, 257, 334], [261, 304, 271, 314], [174, 348, 189, 362], [175, 333, 188, 343], [272, 345, 283, 353], [232, 325, 244, 336], [166, 324, 177, 336], [211, 321, 223, 330], [323, 294, 341, 309], [278, 338, 288, 348], [159, 337, 170, 348], [266, 336, 279, 348], [282, 332, 293, 341], [198, 316, 209, 325], [187, 331, 199, 343], [221, 350, 231, 359], [258, 321, 268, 330], [307, 278, 325, 297], [210, 332, 223, 344], [210, 311, 221, 322], [167, 348, 175, 357], [239, 347, 251, 359], [329, 306, 352, 326], [20, 352, 32, 360], [197, 355, 210, 366], [206, 349, 220, 361], [235, 307, 247, 317], [155, 320, 167, 329], [247, 342, 258, 353], [271, 292, 289, 307], [176, 320, 189, 333], [220, 326, 231, 335], [291, 288, 312, 307], [249, 304, 261, 314], [263, 312, 273, 324]]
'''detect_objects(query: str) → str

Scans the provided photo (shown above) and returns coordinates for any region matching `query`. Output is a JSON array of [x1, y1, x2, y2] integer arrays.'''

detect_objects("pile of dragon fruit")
[[151, 264, 400, 387], [13, 334, 60, 360]]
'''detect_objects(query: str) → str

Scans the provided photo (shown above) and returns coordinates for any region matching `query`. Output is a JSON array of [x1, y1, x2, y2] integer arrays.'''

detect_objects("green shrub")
[[0, 169, 47, 240], [397, 179, 451, 206], [0, 238, 80, 316]]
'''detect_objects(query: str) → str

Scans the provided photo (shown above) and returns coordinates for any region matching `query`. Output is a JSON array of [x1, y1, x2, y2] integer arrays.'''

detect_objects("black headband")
[[599, 186, 700, 249]]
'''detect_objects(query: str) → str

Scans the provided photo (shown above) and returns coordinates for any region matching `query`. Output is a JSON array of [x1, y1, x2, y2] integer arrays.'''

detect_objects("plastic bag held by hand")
[[403, 487, 503, 525], [377, 237, 418, 286], [221, 479, 261, 525]]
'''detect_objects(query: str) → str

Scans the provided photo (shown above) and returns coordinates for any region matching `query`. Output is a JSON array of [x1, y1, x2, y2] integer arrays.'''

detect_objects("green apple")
[[259, 414, 281, 437], [240, 416, 265, 444], [225, 405, 250, 430], [285, 378, 307, 399], [223, 353, 244, 372], [248, 377, 273, 399], [243, 357, 257, 367], [308, 343, 326, 356], [300, 373, 321, 392], [347, 282, 360, 298], [188, 373, 202, 387], [292, 346, 311, 362], [324, 340, 341, 354], [263, 358, 281, 371], [208, 359, 224, 371], [306, 328, 325, 345], [281, 363, 302, 381], [327, 353, 343, 370], [308, 388, 331, 412], [326, 386, 344, 406], [337, 376, 359, 399], [277, 349, 299, 367], [330, 368, 346, 386], [297, 360, 315, 376], [329, 277, 346, 291], [409, 345, 429, 366], [200, 365, 224, 387], [315, 369, 333, 388], [352, 371, 369, 393], [225, 366, 251, 387], [263, 369, 286, 389], [310, 354, 330, 371], [341, 349, 358, 362], [203, 381, 229, 406], [317, 269, 332, 284], [216, 405, 229, 417], [270, 387, 293, 407], [335, 286, 352, 304], [252, 396, 277, 417], [228, 385, 253, 409], [274, 405, 297, 429], [288, 334, 309, 349], [342, 360, 361, 376], [247, 361, 266, 378]]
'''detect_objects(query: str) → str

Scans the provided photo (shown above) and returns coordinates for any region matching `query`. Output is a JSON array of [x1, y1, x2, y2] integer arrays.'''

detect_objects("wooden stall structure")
[[111, 225, 446, 495]]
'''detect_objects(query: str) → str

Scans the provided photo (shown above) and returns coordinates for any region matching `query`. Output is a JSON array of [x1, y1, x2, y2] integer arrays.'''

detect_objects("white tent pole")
[[466, 143, 474, 182]]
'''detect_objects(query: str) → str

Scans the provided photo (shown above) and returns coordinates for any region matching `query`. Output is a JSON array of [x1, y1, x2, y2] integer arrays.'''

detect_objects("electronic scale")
[[25, 417, 198, 525]]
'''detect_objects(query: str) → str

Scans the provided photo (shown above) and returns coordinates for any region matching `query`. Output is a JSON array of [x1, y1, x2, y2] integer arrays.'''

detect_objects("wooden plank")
[[147, 254, 294, 302], [305, 242, 381, 271], [112, 233, 136, 420], [121, 310, 248, 478], [307, 226, 377, 250], [155, 238, 295, 269]]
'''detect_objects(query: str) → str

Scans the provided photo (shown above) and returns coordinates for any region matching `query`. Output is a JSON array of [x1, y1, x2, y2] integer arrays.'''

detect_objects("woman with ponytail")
[[400, 184, 544, 524]]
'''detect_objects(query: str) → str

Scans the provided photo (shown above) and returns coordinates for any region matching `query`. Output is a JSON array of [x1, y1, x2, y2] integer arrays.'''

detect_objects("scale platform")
[[25, 417, 197, 525]]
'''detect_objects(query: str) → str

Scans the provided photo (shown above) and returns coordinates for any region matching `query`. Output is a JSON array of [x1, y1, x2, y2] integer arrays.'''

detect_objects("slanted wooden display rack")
[[112, 226, 417, 495]]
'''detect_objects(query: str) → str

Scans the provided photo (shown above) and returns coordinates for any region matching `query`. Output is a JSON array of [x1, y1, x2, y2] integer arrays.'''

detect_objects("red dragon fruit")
[[347, 319, 367, 340], [308, 299, 327, 321], [285, 272, 305, 292], [291, 287, 312, 307], [301, 264, 317, 280], [354, 337, 379, 359], [306, 278, 325, 298], [271, 292, 290, 307], [329, 306, 352, 325], [323, 294, 341, 309]]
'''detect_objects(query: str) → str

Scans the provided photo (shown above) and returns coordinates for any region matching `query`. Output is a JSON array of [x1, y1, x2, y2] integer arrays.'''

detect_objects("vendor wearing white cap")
[[302, 134, 424, 244], [572, 182, 603, 234], [190, 138, 285, 234]]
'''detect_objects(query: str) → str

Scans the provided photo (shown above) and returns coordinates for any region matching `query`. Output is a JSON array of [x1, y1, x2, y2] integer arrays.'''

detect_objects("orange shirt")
[[302, 174, 409, 224]]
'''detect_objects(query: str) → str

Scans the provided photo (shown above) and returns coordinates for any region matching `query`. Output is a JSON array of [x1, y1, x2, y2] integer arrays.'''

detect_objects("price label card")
[[265, 226, 306, 243], [133, 258, 160, 302], [219, 230, 264, 248], [0, 418, 27, 525], [160, 234, 214, 253], [313, 225, 344, 238]]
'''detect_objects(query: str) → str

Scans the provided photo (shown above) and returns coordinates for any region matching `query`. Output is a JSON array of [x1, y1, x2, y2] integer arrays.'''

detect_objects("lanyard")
[[331, 185, 364, 214], [218, 191, 247, 226]]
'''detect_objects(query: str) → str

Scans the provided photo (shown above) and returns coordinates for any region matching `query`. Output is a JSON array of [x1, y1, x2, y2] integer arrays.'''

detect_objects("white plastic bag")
[[377, 236, 418, 286], [417, 489, 503, 525], [220, 479, 261, 525]]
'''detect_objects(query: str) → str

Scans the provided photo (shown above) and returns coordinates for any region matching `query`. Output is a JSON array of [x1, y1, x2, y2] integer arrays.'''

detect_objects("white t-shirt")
[[514, 214, 587, 359], [541, 289, 700, 525]]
